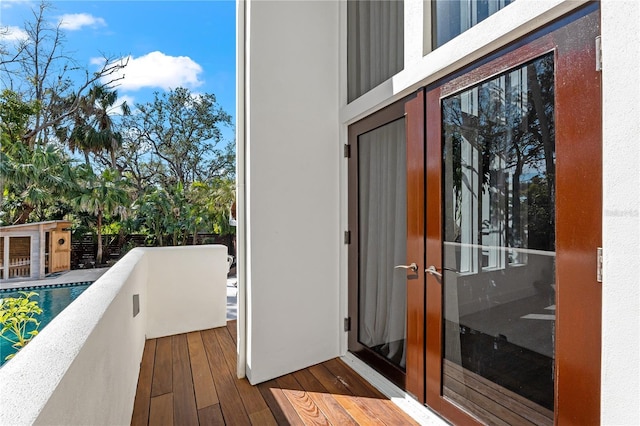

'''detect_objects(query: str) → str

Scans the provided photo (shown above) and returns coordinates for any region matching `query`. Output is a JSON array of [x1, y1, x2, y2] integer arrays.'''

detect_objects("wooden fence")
[[70, 234, 235, 269], [8, 256, 31, 278]]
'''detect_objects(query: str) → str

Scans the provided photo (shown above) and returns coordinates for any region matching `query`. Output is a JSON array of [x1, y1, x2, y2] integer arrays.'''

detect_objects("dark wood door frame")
[[405, 90, 426, 402], [347, 92, 425, 394], [424, 4, 602, 424]]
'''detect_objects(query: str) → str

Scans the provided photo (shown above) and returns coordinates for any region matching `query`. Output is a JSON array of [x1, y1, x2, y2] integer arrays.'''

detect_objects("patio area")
[[131, 320, 420, 425]]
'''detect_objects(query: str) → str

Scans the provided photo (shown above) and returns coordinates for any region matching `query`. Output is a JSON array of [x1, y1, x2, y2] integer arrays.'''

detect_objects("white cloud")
[[1, 25, 29, 41], [98, 51, 204, 92], [1, 0, 33, 10], [108, 94, 136, 115], [58, 13, 106, 31]]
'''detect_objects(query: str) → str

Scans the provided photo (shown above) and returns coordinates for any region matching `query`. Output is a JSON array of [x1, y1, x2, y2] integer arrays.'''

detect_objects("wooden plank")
[[257, 380, 305, 426], [227, 320, 237, 344], [318, 360, 419, 425], [186, 331, 219, 409], [151, 337, 173, 397], [323, 358, 384, 398], [292, 369, 358, 426], [172, 334, 199, 426], [213, 328, 276, 424], [249, 408, 280, 425], [131, 339, 156, 426], [443, 359, 553, 424], [275, 373, 330, 425], [149, 393, 173, 426], [136, 329, 427, 426], [198, 404, 225, 425], [308, 364, 384, 425], [201, 328, 251, 425]]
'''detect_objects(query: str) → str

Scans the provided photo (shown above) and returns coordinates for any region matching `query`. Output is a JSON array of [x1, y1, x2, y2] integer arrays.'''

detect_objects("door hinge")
[[344, 317, 351, 332], [597, 247, 603, 283], [595, 35, 602, 71], [344, 230, 351, 244], [344, 144, 351, 158]]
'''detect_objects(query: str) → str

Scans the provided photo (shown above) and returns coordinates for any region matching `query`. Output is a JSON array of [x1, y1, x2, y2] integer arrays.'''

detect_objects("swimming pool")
[[0, 282, 93, 366]]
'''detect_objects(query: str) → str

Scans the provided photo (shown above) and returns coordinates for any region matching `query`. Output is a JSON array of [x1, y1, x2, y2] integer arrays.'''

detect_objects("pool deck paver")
[[0, 268, 110, 290]]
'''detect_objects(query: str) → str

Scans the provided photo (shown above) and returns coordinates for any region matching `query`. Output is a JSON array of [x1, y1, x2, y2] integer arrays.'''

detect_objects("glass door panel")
[[441, 53, 556, 424], [358, 118, 407, 370]]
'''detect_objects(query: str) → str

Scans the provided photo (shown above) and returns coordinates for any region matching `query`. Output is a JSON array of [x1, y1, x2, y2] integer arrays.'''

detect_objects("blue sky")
[[1, 0, 237, 144]]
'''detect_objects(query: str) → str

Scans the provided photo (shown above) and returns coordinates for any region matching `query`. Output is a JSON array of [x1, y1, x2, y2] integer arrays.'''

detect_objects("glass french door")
[[348, 93, 425, 400], [425, 4, 602, 425]]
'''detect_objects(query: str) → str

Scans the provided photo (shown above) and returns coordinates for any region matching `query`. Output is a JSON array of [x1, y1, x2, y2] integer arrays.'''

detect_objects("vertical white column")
[[235, 0, 247, 380], [404, 0, 425, 68], [601, 1, 640, 424]]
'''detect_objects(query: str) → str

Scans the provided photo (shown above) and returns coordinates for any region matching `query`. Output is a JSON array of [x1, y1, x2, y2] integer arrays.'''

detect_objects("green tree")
[[58, 85, 129, 167], [0, 1, 127, 148], [1, 143, 77, 224], [135, 187, 172, 247], [189, 178, 236, 237], [121, 87, 233, 188], [75, 167, 130, 264]]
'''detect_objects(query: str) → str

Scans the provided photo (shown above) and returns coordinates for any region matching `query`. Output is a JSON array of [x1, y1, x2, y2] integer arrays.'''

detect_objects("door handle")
[[394, 263, 418, 273], [425, 265, 443, 278]]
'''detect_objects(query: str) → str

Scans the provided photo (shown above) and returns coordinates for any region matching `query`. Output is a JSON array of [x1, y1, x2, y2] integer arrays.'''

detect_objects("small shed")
[[0, 220, 72, 281]]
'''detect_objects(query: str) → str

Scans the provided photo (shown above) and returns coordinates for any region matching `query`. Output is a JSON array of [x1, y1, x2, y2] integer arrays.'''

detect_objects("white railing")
[[0, 245, 229, 426]]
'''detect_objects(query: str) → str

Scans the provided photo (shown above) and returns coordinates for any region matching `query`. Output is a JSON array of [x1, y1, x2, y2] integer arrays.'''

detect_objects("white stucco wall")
[[601, 1, 640, 424], [0, 245, 228, 425], [243, 0, 341, 384], [145, 245, 228, 338]]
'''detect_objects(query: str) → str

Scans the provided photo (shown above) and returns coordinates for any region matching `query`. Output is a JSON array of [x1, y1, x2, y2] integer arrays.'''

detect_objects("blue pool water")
[[0, 282, 92, 366]]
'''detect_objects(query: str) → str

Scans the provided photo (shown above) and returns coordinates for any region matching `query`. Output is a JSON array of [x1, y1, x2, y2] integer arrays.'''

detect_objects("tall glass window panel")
[[348, 0, 404, 102], [433, 0, 514, 49], [441, 53, 556, 424], [358, 118, 407, 370]]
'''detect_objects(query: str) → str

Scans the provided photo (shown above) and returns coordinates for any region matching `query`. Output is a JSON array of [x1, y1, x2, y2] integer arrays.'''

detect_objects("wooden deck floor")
[[131, 321, 420, 425]]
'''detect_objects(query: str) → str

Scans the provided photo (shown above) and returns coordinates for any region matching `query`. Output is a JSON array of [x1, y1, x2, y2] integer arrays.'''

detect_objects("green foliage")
[[0, 2, 236, 244], [0, 142, 78, 225], [0, 292, 43, 361], [74, 166, 131, 263], [0, 89, 40, 146]]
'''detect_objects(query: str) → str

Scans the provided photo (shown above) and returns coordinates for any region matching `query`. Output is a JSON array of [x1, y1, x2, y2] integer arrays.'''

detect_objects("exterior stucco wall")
[[145, 245, 228, 338], [601, 1, 640, 424], [242, 1, 341, 384]]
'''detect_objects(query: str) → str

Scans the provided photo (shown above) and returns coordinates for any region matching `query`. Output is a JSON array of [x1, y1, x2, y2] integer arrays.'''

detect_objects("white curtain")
[[347, 0, 404, 102], [358, 118, 406, 368]]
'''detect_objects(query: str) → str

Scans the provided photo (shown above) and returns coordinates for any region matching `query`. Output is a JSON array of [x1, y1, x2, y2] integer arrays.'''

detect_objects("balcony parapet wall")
[[0, 245, 228, 426]]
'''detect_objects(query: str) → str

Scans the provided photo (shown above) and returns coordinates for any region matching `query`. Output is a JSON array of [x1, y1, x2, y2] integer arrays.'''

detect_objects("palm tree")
[[1, 143, 76, 224], [89, 85, 129, 169], [135, 187, 172, 247], [60, 86, 129, 168], [75, 167, 130, 264], [189, 178, 236, 237]]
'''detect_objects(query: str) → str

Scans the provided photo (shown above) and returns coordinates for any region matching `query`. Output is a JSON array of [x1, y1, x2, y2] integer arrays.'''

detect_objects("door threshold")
[[341, 353, 449, 425]]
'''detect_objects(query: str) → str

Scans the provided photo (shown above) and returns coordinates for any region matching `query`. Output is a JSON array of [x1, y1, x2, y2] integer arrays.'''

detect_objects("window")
[[347, 0, 404, 102], [442, 54, 554, 275], [441, 53, 557, 423], [432, 0, 514, 49]]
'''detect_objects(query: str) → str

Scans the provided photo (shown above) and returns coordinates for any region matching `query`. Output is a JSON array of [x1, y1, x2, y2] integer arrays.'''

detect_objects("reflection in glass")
[[442, 53, 555, 424], [358, 118, 407, 370], [433, 0, 514, 48]]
